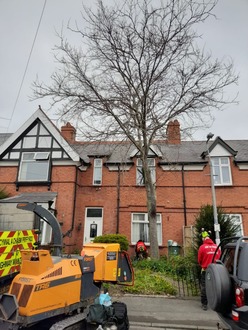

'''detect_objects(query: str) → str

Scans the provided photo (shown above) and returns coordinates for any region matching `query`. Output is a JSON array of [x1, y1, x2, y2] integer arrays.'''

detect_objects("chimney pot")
[[166, 120, 181, 144], [61, 122, 76, 142]]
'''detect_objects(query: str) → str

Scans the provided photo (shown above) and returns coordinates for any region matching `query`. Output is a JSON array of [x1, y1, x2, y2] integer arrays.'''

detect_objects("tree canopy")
[[33, 0, 238, 259], [34, 0, 237, 143]]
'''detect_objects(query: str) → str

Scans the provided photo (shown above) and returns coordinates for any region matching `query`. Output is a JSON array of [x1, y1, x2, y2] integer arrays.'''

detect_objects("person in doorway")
[[198, 230, 220, 311], [135, 240, 148, 260]]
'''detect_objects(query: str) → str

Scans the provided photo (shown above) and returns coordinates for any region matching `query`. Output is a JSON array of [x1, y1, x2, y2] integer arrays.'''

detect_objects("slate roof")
[[228, 140, 248, 162], [0, 132, 248, 165], [72, 141, 136, 164], [70, 139, 248, 165]]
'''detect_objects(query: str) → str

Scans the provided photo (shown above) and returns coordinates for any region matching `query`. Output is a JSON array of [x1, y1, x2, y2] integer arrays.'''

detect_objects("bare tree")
[[33, 0, 238, 259]]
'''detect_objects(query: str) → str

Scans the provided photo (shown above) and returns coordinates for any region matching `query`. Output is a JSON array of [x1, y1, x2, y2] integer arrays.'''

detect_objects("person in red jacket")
[[135, 240, 148, 260], [198, 230, 220, 310]]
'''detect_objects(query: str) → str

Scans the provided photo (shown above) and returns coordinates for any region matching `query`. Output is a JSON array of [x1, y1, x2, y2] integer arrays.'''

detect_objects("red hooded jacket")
[[198, 237, 220, 270], [135, 240, 147, 253]]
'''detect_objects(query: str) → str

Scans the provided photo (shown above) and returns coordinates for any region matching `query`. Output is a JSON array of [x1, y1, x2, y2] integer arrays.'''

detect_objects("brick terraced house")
[[0, 108, 247, 256]]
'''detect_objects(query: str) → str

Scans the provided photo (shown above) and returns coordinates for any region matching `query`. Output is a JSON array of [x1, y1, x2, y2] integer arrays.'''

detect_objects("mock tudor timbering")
[[0, 108, 248, 256]]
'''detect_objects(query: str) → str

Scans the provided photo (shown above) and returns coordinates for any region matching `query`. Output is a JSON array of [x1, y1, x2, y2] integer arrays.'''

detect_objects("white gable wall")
[[209, 144, 232, 157]]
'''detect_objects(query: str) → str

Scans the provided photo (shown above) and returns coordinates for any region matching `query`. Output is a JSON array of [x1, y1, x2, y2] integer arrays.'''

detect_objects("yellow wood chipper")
[[0, 203, 134, 330]]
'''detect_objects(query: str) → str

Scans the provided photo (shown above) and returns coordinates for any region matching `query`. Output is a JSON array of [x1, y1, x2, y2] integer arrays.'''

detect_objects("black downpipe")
[[182, 164, 187, 226], [116, 165, 121, 234], [71, 165, 79, 231], [63, 166, 78, 237]]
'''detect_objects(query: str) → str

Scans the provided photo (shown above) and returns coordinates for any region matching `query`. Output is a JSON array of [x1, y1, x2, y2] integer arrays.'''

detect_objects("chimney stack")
[[61, 122, 76, 142], [166, 120, 181, 144]]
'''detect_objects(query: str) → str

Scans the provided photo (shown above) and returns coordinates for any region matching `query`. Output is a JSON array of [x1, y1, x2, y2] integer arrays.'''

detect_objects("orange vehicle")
[[0, 203, 134, 330]]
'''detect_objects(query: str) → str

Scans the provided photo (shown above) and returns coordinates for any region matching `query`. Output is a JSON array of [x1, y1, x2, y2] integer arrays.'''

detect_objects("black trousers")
[[200, 270, 207, 306]]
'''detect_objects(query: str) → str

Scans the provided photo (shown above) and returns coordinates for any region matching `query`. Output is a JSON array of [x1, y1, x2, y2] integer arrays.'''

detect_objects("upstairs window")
[[136, 158, 156, 186], [225, 214, 243, 237], [211, 157, 232, 185], [93, 159, 102, 185], [18, 152, 50, 182]]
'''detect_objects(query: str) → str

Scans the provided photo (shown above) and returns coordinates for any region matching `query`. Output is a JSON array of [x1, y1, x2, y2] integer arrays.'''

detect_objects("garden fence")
[[171, 264, 201, 297]]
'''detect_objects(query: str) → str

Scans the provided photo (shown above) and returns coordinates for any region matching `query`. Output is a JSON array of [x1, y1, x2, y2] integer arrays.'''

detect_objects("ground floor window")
[[131, 213, 162, 245], [225, 214, 243, 237]]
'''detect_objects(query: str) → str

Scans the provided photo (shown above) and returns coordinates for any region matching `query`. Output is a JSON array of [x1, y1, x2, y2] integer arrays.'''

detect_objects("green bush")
[[134, 253, 200, 280], [194, 204, 240, 249], [106, 255, 199, 296], [132, 256, 172, 273], [122, 268, 177, 295], [93, 234, 129, 251], [0, 187, 9, 199]]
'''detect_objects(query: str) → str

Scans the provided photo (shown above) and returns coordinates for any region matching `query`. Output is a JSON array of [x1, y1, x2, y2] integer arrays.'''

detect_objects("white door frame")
[[83, 207, 103, 244]]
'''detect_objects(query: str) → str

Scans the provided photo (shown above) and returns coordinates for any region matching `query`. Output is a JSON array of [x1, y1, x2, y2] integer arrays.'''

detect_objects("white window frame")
[[18, 152, 50, 182], [136, 158, 156, 186], [225, 214, 243, 237], [211, 157, 232, 186], [131, 213, 162, 245], [93, 159, 103, 185], [34, 152, 49, 160]]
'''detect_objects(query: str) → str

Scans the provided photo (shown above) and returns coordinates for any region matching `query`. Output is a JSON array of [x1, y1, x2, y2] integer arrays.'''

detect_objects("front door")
[[83, 208, 103, 244]]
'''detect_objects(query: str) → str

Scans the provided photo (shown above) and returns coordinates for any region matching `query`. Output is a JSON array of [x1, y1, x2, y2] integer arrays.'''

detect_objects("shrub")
[[0, 187, 9, 199], [194, 204, 240, 249], [133, 253, 199, 277], [122, 268, 177, 295], [107, 256, 199, 296], [133, 256, 172, 273], [93, 234, 129, 251]]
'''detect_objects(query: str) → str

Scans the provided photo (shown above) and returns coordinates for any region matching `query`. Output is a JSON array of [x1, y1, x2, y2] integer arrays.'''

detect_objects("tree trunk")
[[143, 163, 159, 259]]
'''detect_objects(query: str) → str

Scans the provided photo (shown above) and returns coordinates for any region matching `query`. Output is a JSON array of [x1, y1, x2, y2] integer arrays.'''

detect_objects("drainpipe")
[[116, 164, 121, 234], [71, 165, 78, 231], [181, 164, 187, 226], [63, 165, 78, 237]]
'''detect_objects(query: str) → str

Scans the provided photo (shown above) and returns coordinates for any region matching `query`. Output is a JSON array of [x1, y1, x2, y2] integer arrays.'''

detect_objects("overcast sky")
[[0, 0, 247, 141]]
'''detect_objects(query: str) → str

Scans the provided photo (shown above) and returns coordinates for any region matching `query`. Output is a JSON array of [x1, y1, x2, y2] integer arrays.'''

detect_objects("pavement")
[[115, 295, 228, 330]]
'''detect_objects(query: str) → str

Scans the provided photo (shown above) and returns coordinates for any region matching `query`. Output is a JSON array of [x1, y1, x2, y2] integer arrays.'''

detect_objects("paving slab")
[[114, 295, 228, 330]]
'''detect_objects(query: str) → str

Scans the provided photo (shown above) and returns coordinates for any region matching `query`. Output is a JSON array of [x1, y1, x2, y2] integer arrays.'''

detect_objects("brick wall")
[[1, 155, 248, 257]]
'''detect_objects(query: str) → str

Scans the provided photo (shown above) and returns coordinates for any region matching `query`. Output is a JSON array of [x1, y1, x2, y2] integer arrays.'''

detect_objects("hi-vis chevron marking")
[[0, 230, 38, 278]]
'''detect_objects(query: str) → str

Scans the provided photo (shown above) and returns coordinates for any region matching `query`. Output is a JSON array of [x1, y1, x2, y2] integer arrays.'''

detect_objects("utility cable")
[[6, 0, 47, 132]]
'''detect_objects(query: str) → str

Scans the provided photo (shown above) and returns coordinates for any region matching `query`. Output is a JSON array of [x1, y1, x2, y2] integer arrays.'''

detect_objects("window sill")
[[15, 181, 52, 190], [214, 183, 233, 187]]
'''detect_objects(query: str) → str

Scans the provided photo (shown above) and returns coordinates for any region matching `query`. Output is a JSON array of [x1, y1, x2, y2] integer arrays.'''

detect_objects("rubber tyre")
[[205, 263, 232, 313]]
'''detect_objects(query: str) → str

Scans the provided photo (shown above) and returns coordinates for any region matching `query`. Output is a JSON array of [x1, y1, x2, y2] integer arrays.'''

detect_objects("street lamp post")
[[206, 133, 220, 245]]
